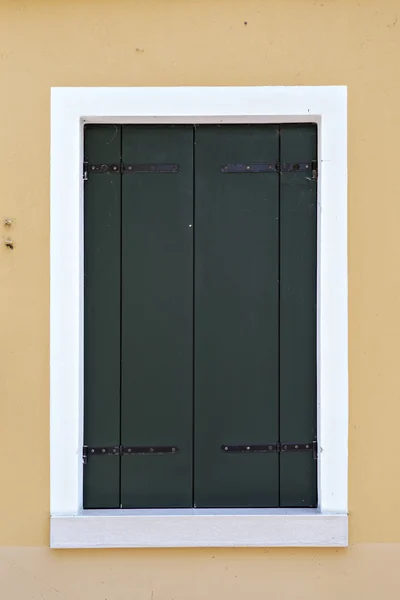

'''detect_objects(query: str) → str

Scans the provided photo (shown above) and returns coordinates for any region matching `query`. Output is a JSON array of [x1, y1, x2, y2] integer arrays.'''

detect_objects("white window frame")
[[50, 86, 348, 548]]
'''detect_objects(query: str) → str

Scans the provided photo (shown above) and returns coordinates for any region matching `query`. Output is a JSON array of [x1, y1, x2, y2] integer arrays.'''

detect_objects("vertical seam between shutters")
[[119, 126, 123, 508], [278, 126, 282, 508], [192, 126, 196, 508]]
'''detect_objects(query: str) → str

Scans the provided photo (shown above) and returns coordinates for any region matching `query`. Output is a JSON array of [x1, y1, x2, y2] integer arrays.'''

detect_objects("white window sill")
[[50, 508, 348, 548]]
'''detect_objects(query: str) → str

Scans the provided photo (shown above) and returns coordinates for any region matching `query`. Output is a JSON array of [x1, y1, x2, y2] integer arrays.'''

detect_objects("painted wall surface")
[[0, 0, 399, 597]]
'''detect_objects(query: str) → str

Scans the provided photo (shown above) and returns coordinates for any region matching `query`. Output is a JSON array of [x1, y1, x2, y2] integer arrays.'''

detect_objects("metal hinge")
[[221, 441, 317, 459], [83, 162, 179, 179], [221, 162, 317, 175], [82, 445, 179, 464], [311, 160, 318, 181]]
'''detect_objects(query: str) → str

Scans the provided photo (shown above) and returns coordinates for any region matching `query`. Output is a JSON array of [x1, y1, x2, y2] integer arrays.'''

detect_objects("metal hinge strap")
[[83, 445, 179, 464], [221, 441, 317, 459], [221, 162, 316, 174], [83, 163, 179, 178]]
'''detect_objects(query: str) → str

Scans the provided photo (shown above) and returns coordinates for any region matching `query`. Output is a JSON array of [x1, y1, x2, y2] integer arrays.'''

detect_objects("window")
[[50, 86, 348, 548], [83, 123, 318, 510]]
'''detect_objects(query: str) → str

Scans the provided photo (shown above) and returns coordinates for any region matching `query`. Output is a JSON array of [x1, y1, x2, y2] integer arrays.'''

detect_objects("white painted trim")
[[50, 86, 348, 548]]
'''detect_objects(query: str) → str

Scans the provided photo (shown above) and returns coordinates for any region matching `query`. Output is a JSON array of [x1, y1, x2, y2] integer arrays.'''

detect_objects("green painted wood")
[[279, 124, 318, 507], [83, 125, 121, 508], [120, 125, 194, 508], [194, 125, 280, 508]]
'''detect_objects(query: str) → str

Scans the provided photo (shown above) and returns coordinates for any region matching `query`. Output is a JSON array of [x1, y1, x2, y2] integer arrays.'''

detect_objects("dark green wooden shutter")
[[279, 124, 317, 507], [83, 125, 122, 508], [120, 126, 194, 508], [194, 125, 280, 508], [83, 123, 317, 510]]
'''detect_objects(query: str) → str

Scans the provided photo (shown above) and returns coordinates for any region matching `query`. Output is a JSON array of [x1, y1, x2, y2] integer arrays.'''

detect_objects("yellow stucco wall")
[[1, 0, 400, 597]]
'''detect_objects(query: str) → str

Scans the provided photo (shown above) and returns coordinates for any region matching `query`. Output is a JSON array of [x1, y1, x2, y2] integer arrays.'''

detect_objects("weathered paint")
[[0, 0, 399, 596]]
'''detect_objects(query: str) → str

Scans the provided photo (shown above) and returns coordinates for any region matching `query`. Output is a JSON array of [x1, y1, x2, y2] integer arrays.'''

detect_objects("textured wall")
[[0, 0, 399, 596]]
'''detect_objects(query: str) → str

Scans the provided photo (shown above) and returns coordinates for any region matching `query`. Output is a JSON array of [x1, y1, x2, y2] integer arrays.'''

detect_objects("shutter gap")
[[192, 125, 196, 509], [278, 125, 282, 508], [119, 126, 123, 509]]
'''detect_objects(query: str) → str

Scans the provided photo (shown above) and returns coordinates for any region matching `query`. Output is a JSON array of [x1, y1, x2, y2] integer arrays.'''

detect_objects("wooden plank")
[[121, 125, 194, 508], [279, 124, 318, 507], [83, 125, 121, 508], [194, 125, 280, 508]]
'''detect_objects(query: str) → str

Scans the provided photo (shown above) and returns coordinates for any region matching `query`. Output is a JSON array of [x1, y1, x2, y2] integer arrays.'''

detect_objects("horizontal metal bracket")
[[221, 444, 277, 453], [84, 163, 120, 176], [221, 162, 314, 174], [83, 446, 120, 461], [83, 445, 179, 464], [123, 163, 179, 174], [280, 442, 317, 456], [122, 445, 179, 455], [83, 162, 179, 179], [221, 163, 278, 174], [221, 441, 317, 458]]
